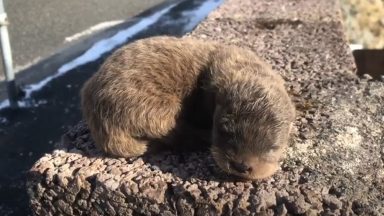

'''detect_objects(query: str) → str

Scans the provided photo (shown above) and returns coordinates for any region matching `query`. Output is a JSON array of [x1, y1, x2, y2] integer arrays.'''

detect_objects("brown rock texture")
[[27, 0, 384, 215]]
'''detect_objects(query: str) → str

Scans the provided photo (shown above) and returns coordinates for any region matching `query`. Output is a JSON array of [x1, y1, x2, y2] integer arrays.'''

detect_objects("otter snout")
[[228, 156, 280, 180], [229, 160, 252, 174]]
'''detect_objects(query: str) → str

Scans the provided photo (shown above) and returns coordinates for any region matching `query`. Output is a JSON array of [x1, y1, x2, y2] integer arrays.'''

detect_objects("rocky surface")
[[27, 0, 384, 215]]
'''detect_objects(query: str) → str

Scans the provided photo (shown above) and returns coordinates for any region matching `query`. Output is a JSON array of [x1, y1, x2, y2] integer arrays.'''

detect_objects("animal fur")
[[80, 36, 295, 180]]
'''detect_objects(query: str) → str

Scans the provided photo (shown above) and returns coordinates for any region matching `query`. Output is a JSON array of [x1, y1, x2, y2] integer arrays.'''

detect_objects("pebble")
[[323, 195, 343, 210]]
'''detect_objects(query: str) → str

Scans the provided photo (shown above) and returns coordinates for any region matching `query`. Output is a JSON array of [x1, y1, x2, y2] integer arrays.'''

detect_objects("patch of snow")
[[0, 98, 48, 109], [0, 99, 28, 109], [0, 99, 9, 109], [0, 116, 8, 124], [24, 76, 56, 98]]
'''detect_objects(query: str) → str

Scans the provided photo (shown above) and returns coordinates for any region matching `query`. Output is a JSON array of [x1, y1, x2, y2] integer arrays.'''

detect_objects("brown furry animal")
[[80, 36, 296, 180]]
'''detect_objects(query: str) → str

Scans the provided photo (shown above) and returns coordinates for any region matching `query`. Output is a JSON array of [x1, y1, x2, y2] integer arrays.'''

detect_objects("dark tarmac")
[[0, 0, 222, 215], [1, 0, 164, 77]]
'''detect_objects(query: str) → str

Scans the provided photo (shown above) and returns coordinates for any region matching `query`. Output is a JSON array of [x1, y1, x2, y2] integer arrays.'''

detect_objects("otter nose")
[[230, 161, 252, 173]]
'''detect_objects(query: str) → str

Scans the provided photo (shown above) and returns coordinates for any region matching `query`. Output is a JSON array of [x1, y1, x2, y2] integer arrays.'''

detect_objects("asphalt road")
[[0, 0, 164, 79]]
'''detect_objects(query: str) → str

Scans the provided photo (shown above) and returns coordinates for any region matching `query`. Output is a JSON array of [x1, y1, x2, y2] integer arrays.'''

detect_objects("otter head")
[[210, 94, 294, 180]]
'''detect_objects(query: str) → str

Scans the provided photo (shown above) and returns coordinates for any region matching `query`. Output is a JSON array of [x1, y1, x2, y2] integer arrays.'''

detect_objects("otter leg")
[[88, 96, 182, 158], [97, 128, 149, 158], [82, 114, 149, 158]]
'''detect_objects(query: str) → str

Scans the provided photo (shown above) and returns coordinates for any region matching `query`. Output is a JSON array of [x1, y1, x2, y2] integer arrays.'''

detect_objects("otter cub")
[[80, 36, 295, 180]]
